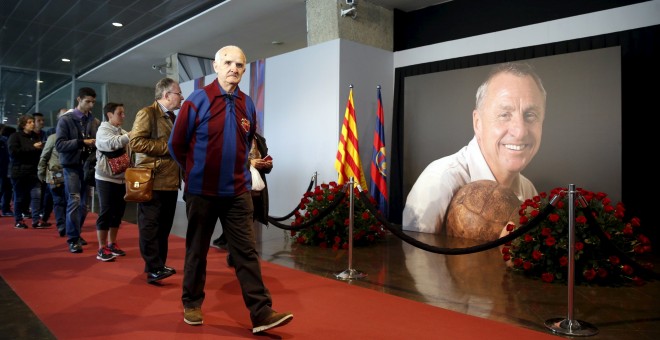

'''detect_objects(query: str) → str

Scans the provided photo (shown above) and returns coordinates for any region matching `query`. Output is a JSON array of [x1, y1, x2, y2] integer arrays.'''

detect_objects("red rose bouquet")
[[290, 181, 386, 249], [502, 187, 653, 286]]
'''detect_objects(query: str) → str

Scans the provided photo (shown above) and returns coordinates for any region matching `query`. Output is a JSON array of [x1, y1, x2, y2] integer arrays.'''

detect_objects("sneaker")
[[32, 220, 50, 229], [78, 237, 88, 246], [14, 222, 28, 229], [96, 247, 117, 262], [69, 242, 83, 253], [183, 307, 203, 325], [252, 311, 293, 333], [107, 243, 126, 256]]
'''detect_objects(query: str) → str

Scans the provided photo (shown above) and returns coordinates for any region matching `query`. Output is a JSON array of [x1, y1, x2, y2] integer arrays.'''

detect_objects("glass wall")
[[0, 66, 104, 131]]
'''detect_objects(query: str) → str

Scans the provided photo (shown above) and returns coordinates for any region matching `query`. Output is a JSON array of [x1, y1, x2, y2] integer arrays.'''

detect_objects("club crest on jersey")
[[241, 118, 250, 132]]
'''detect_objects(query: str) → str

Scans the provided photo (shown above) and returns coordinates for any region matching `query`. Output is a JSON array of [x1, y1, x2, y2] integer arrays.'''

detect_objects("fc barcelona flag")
[[370, 86, 388, 215], [335, 86, 368, 189]]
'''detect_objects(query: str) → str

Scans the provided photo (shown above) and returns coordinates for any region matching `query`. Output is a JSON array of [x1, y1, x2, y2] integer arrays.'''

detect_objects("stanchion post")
[[335, 177, 367, 280], [545, 184, 598, 336], [313, 171, 318, 188]]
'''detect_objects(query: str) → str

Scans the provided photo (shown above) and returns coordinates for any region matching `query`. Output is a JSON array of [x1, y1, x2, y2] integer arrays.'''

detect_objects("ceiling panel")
[[0, 0, 447, 119]]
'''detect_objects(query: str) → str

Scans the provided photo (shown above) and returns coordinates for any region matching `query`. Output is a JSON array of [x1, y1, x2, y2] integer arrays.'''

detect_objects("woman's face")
[[108, 106, 126, 127]]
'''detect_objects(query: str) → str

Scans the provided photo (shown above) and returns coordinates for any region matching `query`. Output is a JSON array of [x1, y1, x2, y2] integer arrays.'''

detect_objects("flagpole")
[[335, 177, 367, 280]]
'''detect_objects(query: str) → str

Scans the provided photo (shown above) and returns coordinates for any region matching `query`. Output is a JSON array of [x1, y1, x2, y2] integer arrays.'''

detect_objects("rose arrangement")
[[502, 187, 653, 286], [290, 181, 387, 249]]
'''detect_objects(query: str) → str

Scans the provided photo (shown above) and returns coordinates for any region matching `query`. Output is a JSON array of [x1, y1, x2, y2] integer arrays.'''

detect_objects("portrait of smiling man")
[[402, 62, 546, 234]]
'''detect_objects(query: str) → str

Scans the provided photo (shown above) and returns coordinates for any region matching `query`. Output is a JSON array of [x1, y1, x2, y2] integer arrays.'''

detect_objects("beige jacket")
[[128, 102, 181, 191]]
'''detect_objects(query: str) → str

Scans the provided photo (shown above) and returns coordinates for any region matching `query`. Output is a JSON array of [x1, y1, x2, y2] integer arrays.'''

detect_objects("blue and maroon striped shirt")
[[168, 80, 256, 197]]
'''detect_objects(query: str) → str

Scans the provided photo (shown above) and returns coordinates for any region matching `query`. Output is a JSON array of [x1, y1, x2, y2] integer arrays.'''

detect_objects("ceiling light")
[[112, 22, 123, 27], [37, 80, 44, 83], [62, 58, 70, 62], [271, 41, 283, 45]]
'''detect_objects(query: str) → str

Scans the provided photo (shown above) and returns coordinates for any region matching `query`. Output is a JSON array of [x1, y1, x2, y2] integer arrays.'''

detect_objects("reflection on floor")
[[2, 201, 659, 339]]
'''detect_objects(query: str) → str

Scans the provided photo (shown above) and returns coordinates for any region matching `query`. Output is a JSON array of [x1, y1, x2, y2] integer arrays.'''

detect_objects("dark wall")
[[393, 0, 649, 51]]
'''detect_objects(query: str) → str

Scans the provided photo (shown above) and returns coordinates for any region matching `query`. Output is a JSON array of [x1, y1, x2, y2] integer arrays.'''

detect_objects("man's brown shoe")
[[183, 307, 203, 325], [252, 311, 293, 333]]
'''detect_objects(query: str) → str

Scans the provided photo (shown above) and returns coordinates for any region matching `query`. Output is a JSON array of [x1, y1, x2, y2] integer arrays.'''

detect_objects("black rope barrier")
[[267, 186, 348, 231], [269, 178, 315, 221], [581, 206, 658, 281], [357, 190, 556, 255]]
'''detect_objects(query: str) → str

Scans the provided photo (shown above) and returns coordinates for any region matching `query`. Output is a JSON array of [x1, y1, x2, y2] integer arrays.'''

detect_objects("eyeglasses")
[[168, 91, 183, 97]]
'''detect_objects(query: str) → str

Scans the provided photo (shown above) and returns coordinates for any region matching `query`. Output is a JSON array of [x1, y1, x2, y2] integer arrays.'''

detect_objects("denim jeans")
[[63, 167, 88, 243], [40, 182, 53, 222], [49, 183, 67, 233], [10, 176, 42, 223]]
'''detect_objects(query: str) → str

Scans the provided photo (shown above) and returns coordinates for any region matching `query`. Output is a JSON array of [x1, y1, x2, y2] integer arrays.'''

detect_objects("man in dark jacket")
[[56, 87, 100, 253]]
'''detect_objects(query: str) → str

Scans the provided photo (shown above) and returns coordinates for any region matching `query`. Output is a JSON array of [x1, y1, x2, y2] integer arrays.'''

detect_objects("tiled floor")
[[2, 200, 659, 339]]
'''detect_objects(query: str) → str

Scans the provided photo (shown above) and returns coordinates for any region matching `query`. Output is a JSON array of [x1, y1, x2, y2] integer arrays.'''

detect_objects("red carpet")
[[0, 214, 560, 339]]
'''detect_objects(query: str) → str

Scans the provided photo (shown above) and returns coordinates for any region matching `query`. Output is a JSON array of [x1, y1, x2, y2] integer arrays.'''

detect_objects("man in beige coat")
[[129, 77, 183, 284]]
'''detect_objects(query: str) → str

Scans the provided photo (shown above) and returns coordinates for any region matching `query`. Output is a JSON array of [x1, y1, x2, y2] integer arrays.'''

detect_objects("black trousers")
[[95, 179, 126, 230], [138, 190, 177, 272], [181, 191, 273, 325]]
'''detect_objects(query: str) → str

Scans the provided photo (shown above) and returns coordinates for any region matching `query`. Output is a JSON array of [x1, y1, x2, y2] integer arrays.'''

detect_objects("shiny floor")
[[2, 200, 659, 339]]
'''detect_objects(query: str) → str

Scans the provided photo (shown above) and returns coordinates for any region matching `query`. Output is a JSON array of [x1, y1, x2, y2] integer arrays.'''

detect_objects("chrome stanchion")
[[545, 184, 598, 336], [313, 171, 318, 188], [335, 177, 367, 280]]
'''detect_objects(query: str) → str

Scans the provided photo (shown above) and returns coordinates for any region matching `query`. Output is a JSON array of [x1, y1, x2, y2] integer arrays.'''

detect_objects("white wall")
[[264, 40, 393, 216]]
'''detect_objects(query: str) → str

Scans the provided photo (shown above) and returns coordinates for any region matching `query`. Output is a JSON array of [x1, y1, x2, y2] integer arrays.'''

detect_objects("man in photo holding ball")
[[403, 62, 546, 236]]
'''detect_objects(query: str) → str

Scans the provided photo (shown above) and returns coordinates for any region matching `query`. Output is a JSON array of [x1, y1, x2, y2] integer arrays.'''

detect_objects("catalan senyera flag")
[[370, 86, 388, 215], [335, 87, 368, 189]]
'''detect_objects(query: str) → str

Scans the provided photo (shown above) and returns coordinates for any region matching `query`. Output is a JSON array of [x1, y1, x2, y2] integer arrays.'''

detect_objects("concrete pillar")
[[306, 0, 393, 51]]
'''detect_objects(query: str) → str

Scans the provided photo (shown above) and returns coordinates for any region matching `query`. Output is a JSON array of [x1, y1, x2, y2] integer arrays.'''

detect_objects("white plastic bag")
[[250, 165, 265, 191]]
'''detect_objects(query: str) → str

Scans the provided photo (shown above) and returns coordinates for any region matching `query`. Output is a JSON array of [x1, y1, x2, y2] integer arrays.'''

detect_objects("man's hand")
[[83, 138, 95, 146]]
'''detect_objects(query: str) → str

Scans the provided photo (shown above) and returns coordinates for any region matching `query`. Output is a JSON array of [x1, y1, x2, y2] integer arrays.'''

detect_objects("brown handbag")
[[124, 167, 154, 202]]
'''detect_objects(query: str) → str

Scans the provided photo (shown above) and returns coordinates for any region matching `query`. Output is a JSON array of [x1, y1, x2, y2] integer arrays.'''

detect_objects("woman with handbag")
[[94, 103, 131, 262]]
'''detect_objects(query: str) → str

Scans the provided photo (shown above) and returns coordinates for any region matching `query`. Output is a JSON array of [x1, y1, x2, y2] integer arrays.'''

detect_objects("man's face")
[[77, 96, 96, 113], [473, 72, 545, 178], [213, 47, 246, 90], [24, 119, 35, 133], [34, 116, 44, 131], [164, 83, 183, 111]]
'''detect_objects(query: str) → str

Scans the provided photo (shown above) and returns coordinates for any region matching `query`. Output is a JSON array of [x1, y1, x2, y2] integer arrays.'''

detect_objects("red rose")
[[548, 214, 560, 223], [503, 254, 511, 261], [609, 256, 620, 265], [545, 236, 556, 247], [583, 268, 596, 281], [513, 258, 523, 267], [597, 268, 608, 279], [532, 250, 543, 261], [541, 273, 554, 283], [622, 264, 634, 275], [559, 256, 568, 267], [631, 217, 641, 227], [524, 234, 533, 243], [575, 242, 584, 251], [541, 227, 552, 236], [501, 247, 510, 255], [523, 261, 533, 271], [575, 216, 587, 224]]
